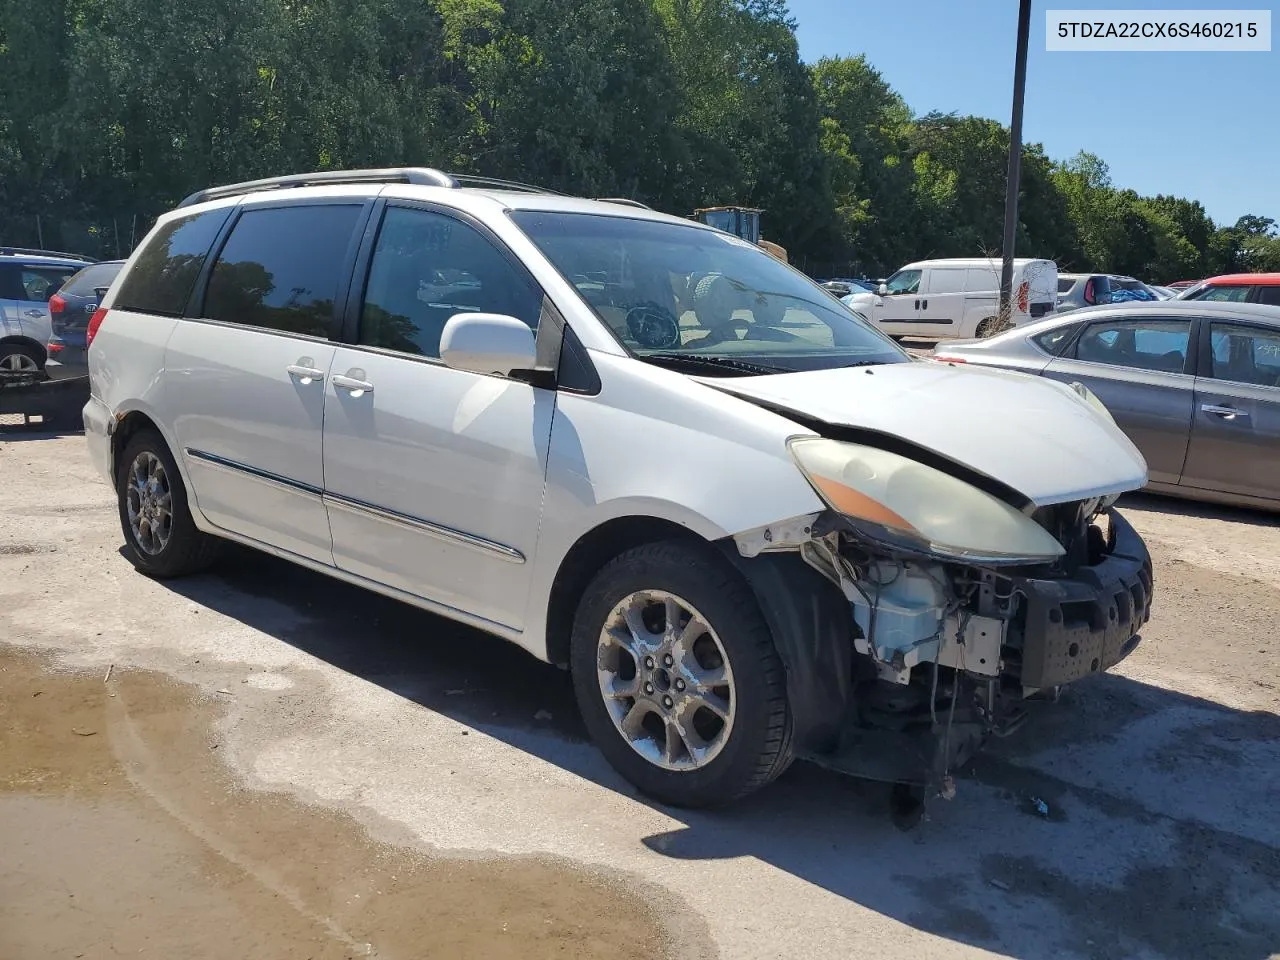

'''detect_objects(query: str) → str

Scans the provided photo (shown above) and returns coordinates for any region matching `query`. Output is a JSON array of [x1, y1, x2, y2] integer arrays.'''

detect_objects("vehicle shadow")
[[1119, 490, 1280, 527], [0, 422, 85, 440], [153, 543, 1280, 960]]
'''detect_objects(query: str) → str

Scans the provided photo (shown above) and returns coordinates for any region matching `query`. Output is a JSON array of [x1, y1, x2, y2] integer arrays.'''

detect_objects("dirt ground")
[[0, 649, 673, 960], [2, 429, 1279, 960]]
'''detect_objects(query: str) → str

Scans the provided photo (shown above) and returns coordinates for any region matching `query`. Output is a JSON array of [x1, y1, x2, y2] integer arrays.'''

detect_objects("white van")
[[843, 257, 1058, 340]]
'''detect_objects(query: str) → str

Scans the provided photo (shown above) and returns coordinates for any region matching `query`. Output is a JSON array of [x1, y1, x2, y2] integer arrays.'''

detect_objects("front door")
[[1041, 315, 1196, 485], [1180, 319, 1280, 503], [875, 268, 923, 336], [322, 203, 554, 630], [164, 200, 367, 563]]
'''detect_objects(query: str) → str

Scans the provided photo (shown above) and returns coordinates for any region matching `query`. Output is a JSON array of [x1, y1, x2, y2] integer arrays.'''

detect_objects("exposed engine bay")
[[728, 494, 1154, 802]]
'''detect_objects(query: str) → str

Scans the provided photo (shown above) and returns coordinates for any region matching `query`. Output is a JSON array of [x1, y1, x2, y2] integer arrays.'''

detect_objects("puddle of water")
[[0, 648, 677, 960]]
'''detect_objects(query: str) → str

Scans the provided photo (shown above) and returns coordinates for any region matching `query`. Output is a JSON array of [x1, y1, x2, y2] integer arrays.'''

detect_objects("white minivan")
[[843, 257, 1059, 340], [82, 170, 1150, 809]]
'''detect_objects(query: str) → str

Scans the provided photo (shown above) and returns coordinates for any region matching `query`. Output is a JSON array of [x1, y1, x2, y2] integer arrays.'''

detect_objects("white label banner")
[[1046, 9, 1272, 51]]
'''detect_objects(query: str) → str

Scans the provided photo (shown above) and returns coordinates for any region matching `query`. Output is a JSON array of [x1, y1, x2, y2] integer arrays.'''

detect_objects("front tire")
[[570, 540, 792, 807], [116, 429, 221, 578]]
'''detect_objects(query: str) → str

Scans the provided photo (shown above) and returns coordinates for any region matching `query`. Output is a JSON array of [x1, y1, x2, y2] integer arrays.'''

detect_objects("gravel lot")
[[2, 429, 1279, 960]]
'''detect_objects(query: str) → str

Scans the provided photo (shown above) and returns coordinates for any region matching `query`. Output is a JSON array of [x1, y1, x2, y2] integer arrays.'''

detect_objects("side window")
[[1209, 323, 1280, 388], [115, 207, 233, 316], [203, 204, 363, 337], [1188, 285, 1251, 302], [1032, 322, 1080, 356], [1256, 287, 1280, 307], [884, 269, 920, 295], [1074, 319, 1191, 373], [358, 206, 542, 359], [19, 266, 76, 302], [925, 268, 965, 294]]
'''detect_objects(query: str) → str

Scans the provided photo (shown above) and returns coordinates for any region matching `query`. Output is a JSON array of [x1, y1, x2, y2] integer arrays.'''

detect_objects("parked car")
[[45, 259, 126, 381], [1176, 273, 1280, 306], [932, 300, 1280, 511], [842, 257, 1058, 339], [1148, 285, 1176, 300], [820, 277, 874, 297], [1167, 280, 1199, 292], [1056, 273, 1161, 312], [84, 168, 1152, 808], [0, 247, 94, 374]]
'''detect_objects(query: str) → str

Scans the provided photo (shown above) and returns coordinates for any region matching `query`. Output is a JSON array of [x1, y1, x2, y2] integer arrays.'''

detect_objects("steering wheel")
[[625, 302, 681, 349]]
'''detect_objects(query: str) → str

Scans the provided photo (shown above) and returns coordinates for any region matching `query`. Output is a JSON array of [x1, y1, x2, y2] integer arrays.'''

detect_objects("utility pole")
[[999, 0, 1033, 327]]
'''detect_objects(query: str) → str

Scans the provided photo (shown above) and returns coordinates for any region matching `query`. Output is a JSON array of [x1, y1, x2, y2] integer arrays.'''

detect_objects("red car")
[[1179, 273, 1280, 306]]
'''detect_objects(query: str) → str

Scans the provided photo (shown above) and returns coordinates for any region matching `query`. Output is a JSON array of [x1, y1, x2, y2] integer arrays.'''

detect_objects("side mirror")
[[877, 282, 888, 296], [439, 312, 539, 378]]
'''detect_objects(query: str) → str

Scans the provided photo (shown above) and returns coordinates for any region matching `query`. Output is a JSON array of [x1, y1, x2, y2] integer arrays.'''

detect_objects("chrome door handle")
[[332, 374, 374, 395], [24, 309, 44, 318], [1202, 403, 1248, 419], [286, 363, 326, 383]]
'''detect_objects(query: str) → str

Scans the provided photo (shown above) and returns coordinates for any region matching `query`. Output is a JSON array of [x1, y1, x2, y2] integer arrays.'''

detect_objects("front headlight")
[[788, 438, 1065, 564]]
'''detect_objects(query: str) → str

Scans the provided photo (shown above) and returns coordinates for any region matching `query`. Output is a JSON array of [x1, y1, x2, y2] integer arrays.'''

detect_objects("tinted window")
[[359, 206, 541, 358], [1074, 319, 1190, 373], [204, 204, 362, 337], [1209, 323, 1280, 388], [1256, 287, 1280, 307], [1057, 277, 1075, 293], [115, 207, 232, 316], [1188, 284, 1251, 302], [884, 269, 921, 295], [1032, 323, 1079, 355], [62, 261, 124, 297], [18, 266, 77, 302]]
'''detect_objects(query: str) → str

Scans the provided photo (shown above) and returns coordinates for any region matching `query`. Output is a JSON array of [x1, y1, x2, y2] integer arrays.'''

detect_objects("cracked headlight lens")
[[788, 437, 1065, 564]]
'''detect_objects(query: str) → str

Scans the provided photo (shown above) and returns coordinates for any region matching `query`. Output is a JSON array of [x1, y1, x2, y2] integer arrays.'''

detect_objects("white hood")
[[701, 361, 1148, 507]]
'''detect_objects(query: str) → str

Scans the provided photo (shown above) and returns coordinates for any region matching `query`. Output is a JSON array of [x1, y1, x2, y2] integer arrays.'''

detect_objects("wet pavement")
[[1, 648, 674, 960]]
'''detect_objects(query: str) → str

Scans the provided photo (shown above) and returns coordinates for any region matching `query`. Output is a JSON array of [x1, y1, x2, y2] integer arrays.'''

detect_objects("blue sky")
[[788, 0, 1278, 227]]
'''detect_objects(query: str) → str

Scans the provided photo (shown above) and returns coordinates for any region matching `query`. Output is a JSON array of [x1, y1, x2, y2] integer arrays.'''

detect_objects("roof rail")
[[446, 174, 564, 195], [176, 167, 459, 208], [596, 198, 652, 209], [0, 246, 96, 263]]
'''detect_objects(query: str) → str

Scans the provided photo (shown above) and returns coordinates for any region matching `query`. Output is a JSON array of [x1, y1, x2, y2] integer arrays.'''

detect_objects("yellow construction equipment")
[[692, 206, 789, 264]]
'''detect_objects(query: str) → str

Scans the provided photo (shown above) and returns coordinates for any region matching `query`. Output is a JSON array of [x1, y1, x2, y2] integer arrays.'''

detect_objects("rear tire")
[[570, 540, 792, 808], [116, 429, 221, 578], [0, 342, 42, 375]]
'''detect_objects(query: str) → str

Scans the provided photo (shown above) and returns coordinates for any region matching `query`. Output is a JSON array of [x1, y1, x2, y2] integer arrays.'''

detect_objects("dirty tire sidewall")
[[116, 429, 220, 579], [570, 540, 792, 809]]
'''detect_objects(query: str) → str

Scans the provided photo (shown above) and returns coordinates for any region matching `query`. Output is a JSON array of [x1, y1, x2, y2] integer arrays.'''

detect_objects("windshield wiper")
[[840, 358, 889, 368], [642, 353, 789, 376]]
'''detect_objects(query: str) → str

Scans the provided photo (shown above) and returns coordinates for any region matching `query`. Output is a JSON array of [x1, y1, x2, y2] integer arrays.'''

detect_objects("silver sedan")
[[930, 300, 1280, 511]]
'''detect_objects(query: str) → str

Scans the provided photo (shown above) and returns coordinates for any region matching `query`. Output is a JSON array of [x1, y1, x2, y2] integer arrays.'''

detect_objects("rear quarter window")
[[1032, 323, 1079, 355], [114, 207, 234, 316]]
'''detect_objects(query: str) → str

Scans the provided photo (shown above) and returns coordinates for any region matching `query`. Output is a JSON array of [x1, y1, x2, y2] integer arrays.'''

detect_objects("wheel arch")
[[107, 406, 206, 526], [0, 335, 48, 366], [544, 514, 710, 669]]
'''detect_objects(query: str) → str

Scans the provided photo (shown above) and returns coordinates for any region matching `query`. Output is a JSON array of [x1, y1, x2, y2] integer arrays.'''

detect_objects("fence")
[[0, 212, 154, 261]]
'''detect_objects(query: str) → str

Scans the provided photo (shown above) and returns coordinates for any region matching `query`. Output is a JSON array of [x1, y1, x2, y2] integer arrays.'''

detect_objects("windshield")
[[509, 211, 908, 373]]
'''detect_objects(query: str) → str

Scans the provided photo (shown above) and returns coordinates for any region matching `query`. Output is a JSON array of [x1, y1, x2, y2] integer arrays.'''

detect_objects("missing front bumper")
[[1004, 509, 1153, 690]]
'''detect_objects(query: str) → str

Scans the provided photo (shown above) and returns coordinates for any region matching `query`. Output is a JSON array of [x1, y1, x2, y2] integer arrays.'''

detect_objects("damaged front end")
[[726, 440, 1154, 797]]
